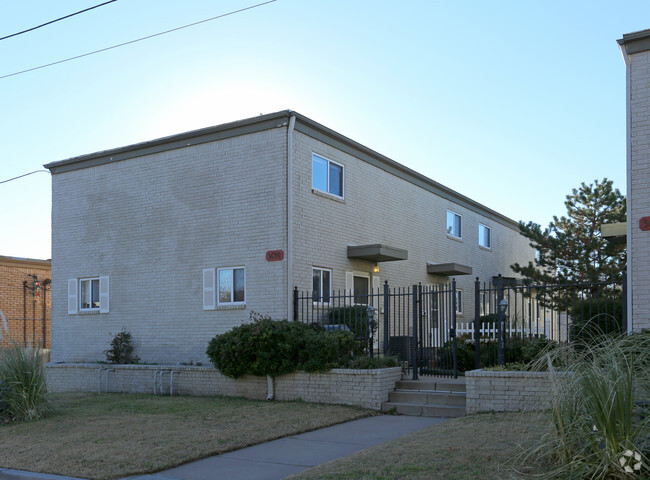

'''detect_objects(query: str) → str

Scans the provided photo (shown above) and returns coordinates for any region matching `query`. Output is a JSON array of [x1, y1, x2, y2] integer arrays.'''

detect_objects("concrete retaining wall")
[[465, 369, 554, 414], [46, 364, 402, 410]]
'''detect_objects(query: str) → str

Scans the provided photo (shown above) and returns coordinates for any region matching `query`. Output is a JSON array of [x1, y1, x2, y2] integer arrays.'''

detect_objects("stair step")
[[381, 402, 466, 418], [396, 379, 466, 393], [389, 390, 466, 406]]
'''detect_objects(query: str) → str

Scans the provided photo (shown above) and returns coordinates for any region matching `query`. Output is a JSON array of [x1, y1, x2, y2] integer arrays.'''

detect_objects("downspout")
[[619, 41, 633, 334], [287, 114, 296, 323]]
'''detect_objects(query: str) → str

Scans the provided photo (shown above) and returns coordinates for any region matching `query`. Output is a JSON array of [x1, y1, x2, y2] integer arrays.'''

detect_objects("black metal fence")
[[472, 275, 626, 369], [293, 281, 459, 379]]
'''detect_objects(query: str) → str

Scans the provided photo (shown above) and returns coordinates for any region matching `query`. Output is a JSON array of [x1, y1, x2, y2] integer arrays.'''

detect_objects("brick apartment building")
[[0, 255, 51, 348], [45, 110, 535, 364]]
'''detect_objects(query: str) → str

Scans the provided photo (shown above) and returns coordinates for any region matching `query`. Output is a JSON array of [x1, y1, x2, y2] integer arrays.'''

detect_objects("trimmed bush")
[[206, 317, 362, 379], [105, 328, 140, 364]]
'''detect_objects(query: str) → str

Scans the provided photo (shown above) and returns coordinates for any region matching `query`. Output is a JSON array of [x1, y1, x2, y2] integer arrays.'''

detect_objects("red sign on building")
[[266, 250, 284, 261], [640, 217, 650, 231]]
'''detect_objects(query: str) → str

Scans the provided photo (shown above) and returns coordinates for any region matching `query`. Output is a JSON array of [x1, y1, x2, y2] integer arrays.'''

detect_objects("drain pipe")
[[286, 113, 296, 322], [169, 371, 180, 396], [104, 368, 114, 392], [98, 368, 105, 393], [153, 370, 159, 394], [266, 375, 275, 401]]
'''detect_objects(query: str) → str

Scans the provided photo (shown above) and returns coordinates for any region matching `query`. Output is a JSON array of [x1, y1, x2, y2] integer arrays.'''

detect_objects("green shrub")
[[105, 328, 140, 364], [520, 332, 650, 479], [206, 317, 361, 379], [327, 306, 376, 343], [0, 345, 50, 422], [568, 296, 623, 346]]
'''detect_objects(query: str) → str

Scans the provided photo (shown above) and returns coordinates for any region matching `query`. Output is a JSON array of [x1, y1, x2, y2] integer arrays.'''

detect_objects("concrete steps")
[[381, 378, 466, 417]]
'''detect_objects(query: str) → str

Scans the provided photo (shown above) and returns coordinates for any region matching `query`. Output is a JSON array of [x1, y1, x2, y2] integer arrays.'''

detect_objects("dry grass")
[[289, 411, 549, 480], [0, 393, 371, 480]]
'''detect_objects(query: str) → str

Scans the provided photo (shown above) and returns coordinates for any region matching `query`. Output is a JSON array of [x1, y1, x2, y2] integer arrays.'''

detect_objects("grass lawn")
[[0, 393, 372, 480], [289, 411, 549, 480]]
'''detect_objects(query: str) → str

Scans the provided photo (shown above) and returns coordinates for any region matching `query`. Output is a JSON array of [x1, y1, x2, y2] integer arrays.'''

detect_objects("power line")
[[0, 0, 277, 81], [0, 1, 118, 42], [0, 170, 49, 185]]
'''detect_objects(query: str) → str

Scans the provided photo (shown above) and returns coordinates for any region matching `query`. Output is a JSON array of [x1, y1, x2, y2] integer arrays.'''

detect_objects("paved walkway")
[[0, 415, 446, 480]]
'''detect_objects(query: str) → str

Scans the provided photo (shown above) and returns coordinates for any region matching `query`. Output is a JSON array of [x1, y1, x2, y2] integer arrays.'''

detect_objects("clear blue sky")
[[0, 0, 644, 259]]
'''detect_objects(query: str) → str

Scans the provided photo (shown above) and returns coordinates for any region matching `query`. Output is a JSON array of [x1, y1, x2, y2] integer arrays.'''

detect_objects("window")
[[80, 278, 100, 311], [218, 267, 245, 305], [68, 276, 109, 314], [312, 267, 332, 304], [455, 289, 463, 315], [312, 153, 343, 197], [447, 210, 461, 238], [353, 275, 369, 305], [479, 224, 491, 249]]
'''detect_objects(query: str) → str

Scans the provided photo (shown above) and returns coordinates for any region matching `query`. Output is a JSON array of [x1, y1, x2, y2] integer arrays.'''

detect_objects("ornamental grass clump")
[[520, 331, 650, 479], [0, 343, 50, 422]]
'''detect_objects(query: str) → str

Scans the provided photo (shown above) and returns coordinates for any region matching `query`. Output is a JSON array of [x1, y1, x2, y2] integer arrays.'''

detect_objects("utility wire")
[[0, 0, 277, 80], [0, 0, 118, 42], [0, 170, 49, 185]]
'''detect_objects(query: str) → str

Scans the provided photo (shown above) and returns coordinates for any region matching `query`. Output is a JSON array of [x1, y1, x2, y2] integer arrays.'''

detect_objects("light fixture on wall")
[[372, 264, 380, 274]]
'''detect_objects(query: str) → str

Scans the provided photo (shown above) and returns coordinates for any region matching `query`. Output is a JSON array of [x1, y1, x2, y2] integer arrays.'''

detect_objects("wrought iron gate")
[[293, 280, 458, 379]]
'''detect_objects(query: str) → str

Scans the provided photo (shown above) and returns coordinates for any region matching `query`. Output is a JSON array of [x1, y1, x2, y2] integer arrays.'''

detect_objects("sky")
[[0, 0, 645, 260]]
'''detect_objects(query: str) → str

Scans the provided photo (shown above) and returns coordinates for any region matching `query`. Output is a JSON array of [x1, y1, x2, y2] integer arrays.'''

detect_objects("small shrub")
[[327, 306, 377, 347], [568, 296, 623, 347], [0, 345, 50, 422], [105, 328, 140, 364]]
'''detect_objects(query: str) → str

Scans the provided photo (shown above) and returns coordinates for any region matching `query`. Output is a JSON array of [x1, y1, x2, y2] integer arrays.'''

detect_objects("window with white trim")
[[312, 267, 332, 304], [479, 224, 491, 249], [68, 276, 109, 314], [455, 289, 463, 315], [217, 267, 245, 305], [312, 153, 343, 197], [447, 210, 462, 238]]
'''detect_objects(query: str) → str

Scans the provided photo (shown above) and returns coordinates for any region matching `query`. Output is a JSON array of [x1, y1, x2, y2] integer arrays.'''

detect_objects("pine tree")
[[511, 178, 626, 284]]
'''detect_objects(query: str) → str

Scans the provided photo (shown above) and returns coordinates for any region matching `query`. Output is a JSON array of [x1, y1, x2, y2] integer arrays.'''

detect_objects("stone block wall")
[[465, 369, 554, 414], [46, 364, 402, 410]]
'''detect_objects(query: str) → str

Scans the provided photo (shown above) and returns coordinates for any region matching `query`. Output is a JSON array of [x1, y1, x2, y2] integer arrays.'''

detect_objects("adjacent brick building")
[[0, 255, 51, 348], [45, 111, 535, 364], [618, 30, 650, 332]]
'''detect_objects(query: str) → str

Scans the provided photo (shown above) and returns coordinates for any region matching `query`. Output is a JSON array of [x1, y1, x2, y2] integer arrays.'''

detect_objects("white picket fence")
[[455, 321, 554, 340]]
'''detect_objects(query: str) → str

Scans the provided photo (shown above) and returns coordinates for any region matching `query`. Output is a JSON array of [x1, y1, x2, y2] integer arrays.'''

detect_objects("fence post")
[[383, 280, 390, 355], [451, 279, 458, 379], [474, 277, 481, 370], [622, 265, 628, 334], [496, 274, 505, 366], [411, 284, 418, 380], [292, 287, 298, 322]]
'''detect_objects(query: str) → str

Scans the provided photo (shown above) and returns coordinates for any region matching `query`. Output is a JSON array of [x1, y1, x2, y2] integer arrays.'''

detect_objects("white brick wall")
[[46, 364, 402, 410], [627, 47, 650, 332], [291, 130, 534, 321], [51, 128, 288, 364], [465, 369, 555, 413]]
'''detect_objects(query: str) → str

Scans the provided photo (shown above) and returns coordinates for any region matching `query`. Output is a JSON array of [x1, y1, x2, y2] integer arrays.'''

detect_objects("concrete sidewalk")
[[0, 415, 447, 480]]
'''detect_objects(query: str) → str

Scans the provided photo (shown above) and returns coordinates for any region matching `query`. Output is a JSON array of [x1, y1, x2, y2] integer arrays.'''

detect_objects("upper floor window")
[[218, 267, 245, 305], [479, 224, 491, 249], [312, 153, 343, 197], [447, 210, 462, 238], [312, 267, 332, 304]]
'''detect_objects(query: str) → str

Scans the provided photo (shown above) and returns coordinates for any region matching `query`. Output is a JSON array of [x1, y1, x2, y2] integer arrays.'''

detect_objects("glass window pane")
[[447, 211, 454, 235], [455, 215, 461, 237], [322, 270, 330, 303], [312, 269, 322, 301], [312, 155, 328, 191], [81, 280, 90, 309], [219, 270, 233, 303], [329, 163, 342, 196], [91, 279, 100, 308], [233, 269, 245, 302], [354, 276, 368, 305]]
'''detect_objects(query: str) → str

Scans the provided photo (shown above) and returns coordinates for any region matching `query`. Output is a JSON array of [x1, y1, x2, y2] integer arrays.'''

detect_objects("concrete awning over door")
[[427, 262, 472, 276], [347, 244, 408, 262]]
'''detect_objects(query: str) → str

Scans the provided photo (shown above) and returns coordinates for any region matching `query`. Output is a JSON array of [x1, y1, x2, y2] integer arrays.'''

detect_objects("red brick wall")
[[0, 257, 51, 349]]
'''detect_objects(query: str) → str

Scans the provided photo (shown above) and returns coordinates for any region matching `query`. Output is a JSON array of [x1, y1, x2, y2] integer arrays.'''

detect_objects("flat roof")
[[45, 110, 520, 230], [0, 255, 51, 269], [618, 29, 650, 54]]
